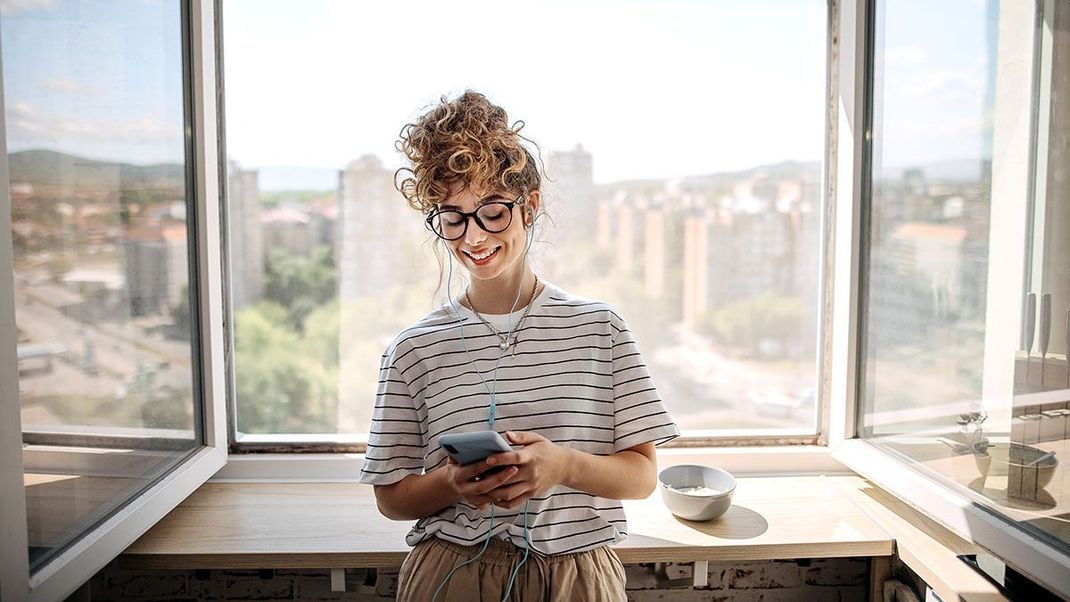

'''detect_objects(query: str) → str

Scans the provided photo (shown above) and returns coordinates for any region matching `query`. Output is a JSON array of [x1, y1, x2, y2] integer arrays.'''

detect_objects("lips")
[[464, 246, 501, 266]]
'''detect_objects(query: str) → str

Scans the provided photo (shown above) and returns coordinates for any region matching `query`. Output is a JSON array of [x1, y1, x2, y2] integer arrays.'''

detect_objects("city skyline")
[[10, 136, 838, 434]]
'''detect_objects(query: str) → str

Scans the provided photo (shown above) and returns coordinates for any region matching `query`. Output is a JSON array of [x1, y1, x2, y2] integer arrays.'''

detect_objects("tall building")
[[682, 214, 710, 324], [339, 155, 404, 299], [260, 206, 315, 257], [596, 200, 613, 250], [615, 203, 637, 274], [227, 162, 263, 310], [122, 223, 188, 317], [643, 210, 666, 299], [545, 145, 594, 246], [337, 155, 414, 433]]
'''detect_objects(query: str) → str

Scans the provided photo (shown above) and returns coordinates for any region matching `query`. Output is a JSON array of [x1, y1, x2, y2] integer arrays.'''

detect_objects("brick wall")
[[88, 558, 870, 601]]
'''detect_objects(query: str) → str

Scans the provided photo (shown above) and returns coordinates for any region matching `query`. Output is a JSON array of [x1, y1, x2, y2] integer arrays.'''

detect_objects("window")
[[1, 1, 227, 598], [221, 0, 831, 444], [858, 0, 1070, 590]]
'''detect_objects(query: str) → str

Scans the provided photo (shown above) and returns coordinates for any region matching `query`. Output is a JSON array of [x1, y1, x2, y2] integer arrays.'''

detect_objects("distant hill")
[[8, 149, 185, 191], [255, 165, 339, 192], [683, 160, 823, 185], [878, 158, 985, 183], [594, 160, 824, 194], [10, 150, 985, 197]]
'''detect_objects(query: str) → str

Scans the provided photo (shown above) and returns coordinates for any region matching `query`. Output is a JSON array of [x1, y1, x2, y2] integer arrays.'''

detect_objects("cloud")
[[6, 101, 180, 148], [38, 77, 101, 97], [7, 102, 48, 137], [0, 0, 56, 16], [884, 46, 925, 68]]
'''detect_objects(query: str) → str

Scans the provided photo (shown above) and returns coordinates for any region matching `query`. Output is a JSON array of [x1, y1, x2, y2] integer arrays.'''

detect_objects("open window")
[[0, 1, 228, 599]]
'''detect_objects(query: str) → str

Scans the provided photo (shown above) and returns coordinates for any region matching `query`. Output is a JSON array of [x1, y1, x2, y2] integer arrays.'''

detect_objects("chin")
[[465, 255, 518, 281], [468, 266, 507, 281]]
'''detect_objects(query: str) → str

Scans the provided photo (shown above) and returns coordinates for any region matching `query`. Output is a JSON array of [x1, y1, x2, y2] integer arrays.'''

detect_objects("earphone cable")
[[434, 201, 542, 601]]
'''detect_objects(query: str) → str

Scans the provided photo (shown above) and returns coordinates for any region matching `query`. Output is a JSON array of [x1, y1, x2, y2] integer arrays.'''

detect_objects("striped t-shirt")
[[358, 281, 680, 556]]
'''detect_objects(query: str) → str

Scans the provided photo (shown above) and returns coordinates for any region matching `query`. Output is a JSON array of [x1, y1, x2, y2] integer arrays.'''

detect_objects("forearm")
[[559, 448, 657, 500], [374, 466, 458, 521]]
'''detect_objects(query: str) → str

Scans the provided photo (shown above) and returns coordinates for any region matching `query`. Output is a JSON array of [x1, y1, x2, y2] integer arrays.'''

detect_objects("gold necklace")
[[465, 275, 540, 352]]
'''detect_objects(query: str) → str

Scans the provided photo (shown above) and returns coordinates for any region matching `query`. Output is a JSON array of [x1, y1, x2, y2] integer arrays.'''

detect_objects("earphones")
[[432, 197, 541, 602]]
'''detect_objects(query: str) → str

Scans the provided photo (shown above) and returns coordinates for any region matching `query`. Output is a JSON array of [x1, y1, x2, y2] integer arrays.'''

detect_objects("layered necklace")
[[465, 274, 540, 353]]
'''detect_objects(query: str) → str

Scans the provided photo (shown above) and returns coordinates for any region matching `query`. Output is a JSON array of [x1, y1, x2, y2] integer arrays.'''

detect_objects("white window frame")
[[221, 0, 842, 457], [830, 0, 1070, 598], [0, 1, 229, 600], [209, 0, 859, 479]]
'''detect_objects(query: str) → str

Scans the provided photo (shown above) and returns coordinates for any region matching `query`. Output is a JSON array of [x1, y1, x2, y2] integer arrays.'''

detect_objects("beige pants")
[[396, 536, 627, 602]]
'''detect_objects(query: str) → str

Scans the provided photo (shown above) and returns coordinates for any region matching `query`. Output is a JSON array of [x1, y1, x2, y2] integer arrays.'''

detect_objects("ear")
[[524, 190, 541, 226]]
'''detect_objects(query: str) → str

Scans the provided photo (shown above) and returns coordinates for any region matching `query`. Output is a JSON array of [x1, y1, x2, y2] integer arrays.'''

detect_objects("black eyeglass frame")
[[424, 193, 526, 241]]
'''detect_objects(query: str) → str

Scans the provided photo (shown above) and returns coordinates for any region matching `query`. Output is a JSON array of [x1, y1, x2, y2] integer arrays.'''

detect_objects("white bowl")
[[658, 464, 736, 521]]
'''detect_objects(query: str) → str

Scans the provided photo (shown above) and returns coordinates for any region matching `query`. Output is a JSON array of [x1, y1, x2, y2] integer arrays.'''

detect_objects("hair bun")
[[396, 90, 541, 213]]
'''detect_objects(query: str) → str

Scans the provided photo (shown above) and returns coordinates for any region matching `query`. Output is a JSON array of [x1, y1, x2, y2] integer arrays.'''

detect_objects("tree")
[[697, 294, 807, 358], [263, 245, 337, 331], [233, 301, 338, 433]]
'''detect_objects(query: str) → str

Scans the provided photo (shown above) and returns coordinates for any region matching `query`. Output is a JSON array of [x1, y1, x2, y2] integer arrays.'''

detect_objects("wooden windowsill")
[[119, 475, 891, 569], [116, 474, 1007, 600]]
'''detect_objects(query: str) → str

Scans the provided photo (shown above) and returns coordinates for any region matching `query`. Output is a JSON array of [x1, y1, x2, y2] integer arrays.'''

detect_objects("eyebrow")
[[439, 194, 508, 211]]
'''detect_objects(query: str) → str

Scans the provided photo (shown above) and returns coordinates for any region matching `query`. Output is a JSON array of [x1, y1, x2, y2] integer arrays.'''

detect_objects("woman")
[[358, 91, 679, 602]]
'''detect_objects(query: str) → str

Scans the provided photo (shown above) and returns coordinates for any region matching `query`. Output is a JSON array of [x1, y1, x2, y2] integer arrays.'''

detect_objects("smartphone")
[[438, 431, 513, 476]]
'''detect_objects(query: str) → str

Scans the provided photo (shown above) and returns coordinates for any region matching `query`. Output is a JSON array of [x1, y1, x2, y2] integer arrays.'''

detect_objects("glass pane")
[[223, 0, 827, 438], [862, 0, 1070, 558], [2, 0, 201, 572]]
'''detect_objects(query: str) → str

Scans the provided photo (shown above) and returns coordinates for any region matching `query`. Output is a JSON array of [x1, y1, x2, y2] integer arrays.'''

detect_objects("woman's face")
[[437, 183, 538, 283]]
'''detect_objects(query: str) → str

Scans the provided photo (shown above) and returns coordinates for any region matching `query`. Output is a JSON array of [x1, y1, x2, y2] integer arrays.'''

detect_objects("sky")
[[1, 0, 1001, 186], [1, 0, 186, 165]]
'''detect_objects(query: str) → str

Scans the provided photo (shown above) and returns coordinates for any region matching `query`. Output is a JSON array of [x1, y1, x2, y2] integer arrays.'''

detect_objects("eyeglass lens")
[[431, 202, 513, 240]]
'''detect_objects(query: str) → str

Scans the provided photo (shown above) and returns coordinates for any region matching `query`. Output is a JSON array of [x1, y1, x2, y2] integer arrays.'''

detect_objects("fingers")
[[486, 449, 527, 467], [460, 465, 517, 497], [464, 477, 532, 510], [504, 430, 547, 445], [467, 494, 497, 509], [487, 481, 529, 506], [494, 489, 532, 510], [455, 460, 487, 480], [481, 465, 518, 489]]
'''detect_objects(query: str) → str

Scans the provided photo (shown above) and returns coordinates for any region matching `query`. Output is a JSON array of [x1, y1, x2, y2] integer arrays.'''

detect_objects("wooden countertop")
[[120, 475, 894, 569], [117, 473, 1013, 600]]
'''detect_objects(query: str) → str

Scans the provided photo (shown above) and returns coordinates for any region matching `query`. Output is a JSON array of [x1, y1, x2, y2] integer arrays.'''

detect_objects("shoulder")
[[539, 283, 625, 327], [381, 303, 465, 361]]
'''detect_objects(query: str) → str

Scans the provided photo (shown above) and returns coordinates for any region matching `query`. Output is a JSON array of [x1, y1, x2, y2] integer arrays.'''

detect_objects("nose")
[[463, 215, 486, 246]]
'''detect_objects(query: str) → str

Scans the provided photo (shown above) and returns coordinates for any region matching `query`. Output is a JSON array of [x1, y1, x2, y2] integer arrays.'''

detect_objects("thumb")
[[506, 430, 545, 445]]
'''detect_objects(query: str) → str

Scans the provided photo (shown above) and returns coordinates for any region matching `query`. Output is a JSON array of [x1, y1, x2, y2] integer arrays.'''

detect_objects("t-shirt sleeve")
[[358, 352, 427, 485], [609, 313, 680, 453]]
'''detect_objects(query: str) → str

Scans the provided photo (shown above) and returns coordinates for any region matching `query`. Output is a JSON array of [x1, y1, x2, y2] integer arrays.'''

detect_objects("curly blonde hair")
[[395, 90, 541, 213]]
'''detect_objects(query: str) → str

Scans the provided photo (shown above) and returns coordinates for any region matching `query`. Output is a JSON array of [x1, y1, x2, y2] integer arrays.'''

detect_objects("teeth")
[[469, 248, 497, 261]]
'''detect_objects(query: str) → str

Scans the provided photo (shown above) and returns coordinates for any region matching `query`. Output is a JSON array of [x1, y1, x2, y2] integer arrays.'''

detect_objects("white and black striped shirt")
[[359, 282, 680, 555]]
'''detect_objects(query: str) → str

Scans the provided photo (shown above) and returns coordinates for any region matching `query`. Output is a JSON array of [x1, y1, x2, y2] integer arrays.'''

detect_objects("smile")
[[464, 246, 501, 264]]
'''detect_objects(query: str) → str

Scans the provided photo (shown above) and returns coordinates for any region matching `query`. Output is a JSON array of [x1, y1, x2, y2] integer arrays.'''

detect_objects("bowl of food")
[[658, 464, 736, 521]]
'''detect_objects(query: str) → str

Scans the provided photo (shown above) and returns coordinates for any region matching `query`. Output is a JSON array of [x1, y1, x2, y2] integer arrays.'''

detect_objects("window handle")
[[1064, 308, 1070, 388], [1024, 292, 1036, 353], [1039, 293, 1051, 386], [1039, 294, 1051, 356]]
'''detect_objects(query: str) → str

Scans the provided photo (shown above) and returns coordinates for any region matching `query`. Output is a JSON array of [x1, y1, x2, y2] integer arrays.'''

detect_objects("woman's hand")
[[484, 431, 571, 510], [444, 456, 518, 510]]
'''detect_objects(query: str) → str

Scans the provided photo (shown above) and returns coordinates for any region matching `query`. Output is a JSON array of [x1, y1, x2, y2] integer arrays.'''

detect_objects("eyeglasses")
[[425, 194, 524, 241]]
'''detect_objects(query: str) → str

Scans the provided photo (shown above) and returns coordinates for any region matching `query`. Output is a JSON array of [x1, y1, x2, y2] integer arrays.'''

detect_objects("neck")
[[465, 267, 539, 315]]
